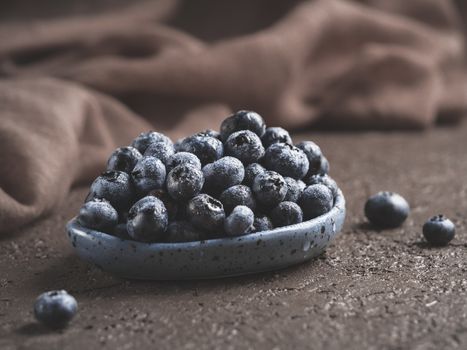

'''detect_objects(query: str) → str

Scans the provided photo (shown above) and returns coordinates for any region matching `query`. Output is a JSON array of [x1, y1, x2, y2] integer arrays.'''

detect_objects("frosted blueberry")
[[220, 110, 266, 141], [225, 130, 265, 165]]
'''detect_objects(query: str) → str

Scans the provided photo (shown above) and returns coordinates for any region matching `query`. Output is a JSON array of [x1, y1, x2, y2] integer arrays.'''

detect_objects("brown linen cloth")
[[0, 0, 466, 233]]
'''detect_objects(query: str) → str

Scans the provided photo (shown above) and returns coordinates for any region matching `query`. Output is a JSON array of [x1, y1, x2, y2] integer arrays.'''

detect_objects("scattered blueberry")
[[271, 201, 303, 227], [263, 143, 309, 179], [131, 131, 172, 153], [284, 177, 306, 203], [224, 205, 254, 236], [305, 174, 338, 198], [252, 170, 287, 208], [34, 290, 78, 329], [131, 156, 166, 195], [220, 110, 266, 141], [143, 141, 175, 165], [106, 146, 142, 174], [77, 198, 118, 232], [243, 163, 266, 187], [166, 221, 203, 242], [166, 152, 201, 173], [127, 196, 168, 242], [178, 134, 224, 165], [253, 215, 274, 232], [423, 215, 455, 246], [166, 164, 204, 202], [364, 191, 410, 228], [86, 171, 134, 211], [296, 141, 323, 176], [187, 194, 225, 234], [225, 130, 265, 165], [299, 184, 333, 220], [220, 185, 256, 214], [203, 157, 244, 195], [261, 127, 292, 148]]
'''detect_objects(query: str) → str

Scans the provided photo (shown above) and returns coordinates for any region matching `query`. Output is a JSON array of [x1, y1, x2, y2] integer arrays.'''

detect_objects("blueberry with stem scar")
[[224, 130, 265, 165], [86, 171, 134, 212], [252, 170, 287, 208], [166, 164, 204, 202], [423, 215, 455, 246], [34, 290, 78, 329], [187, 194, 225, 234], [220, 110, 266, 141], [106, 146, 142, 174], [127, 196, 168, 242]]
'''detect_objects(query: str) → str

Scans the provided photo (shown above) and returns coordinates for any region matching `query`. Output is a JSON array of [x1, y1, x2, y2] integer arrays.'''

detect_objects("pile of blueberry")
[[77, 110, 338, 243], [364, 191, 456, 246]]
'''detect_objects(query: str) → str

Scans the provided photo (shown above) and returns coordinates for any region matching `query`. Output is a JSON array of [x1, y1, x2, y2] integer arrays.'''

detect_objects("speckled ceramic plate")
[[66, 190, 345, 280]]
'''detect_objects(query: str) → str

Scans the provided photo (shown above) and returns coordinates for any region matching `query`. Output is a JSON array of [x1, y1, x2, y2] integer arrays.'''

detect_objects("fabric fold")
[[0, 0, 466, 233]]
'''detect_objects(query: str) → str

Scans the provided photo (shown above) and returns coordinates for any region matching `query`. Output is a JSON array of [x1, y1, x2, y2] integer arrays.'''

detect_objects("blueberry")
[[34, 290, 77, 329], [296, 141, 323, 176], [106, 146, 142, 174], [252, 170, 287, 208], [263, 143, 309, 179], [86, 171, 134, 212], [202, 157, 244, 195], [127, 196, 168, 242], [166, 164, 204, 201], [220, 110, 266, 141], [187, 194, 225, 234], [305, 174, 338, 198], [318, 156, 330, 175], [271, 201, 303, 227], [261, 127, 292, 148], [166, 152, 202, 173], [364, 191, 410, 228], [219, 185, 256, 214], [243, 163, 266, 187], [422, 215, 455, 246], [143, 141, 175, 165], [166, 221, 203, 242], [178, 134, 223, 166], [253, 215, 274, 232], [131, 156, 166, 195], [225, 130, 265, 164], [131, 131, 172, 154], [198, 129, 221, 139], [77, 198, 118, 232], [224, 205, 254, 236], [148, 188, 179, 220], [284, 177, 306, 202], [299, 184, 333, 220]]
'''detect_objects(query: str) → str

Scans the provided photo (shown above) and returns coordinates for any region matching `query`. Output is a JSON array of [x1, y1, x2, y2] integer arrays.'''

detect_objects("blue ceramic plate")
[[66, 190, 345, 280]]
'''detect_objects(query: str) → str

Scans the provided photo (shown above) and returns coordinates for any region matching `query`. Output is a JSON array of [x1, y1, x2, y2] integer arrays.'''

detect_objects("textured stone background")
[[1, 121, 466, 350]]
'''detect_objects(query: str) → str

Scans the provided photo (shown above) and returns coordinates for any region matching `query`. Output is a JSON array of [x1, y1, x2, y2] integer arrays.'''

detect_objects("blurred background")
[[1, 0, 466, 135], [0, 0, 466, 232]]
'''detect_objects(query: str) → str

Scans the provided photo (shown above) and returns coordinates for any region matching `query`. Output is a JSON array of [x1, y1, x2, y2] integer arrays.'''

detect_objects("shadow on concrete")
[[15, 322, 63, 336], [30, 253, 319, 299]]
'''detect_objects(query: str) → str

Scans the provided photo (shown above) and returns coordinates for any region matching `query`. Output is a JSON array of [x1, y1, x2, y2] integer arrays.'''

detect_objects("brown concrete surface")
[[1, 122, 467, 350]]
